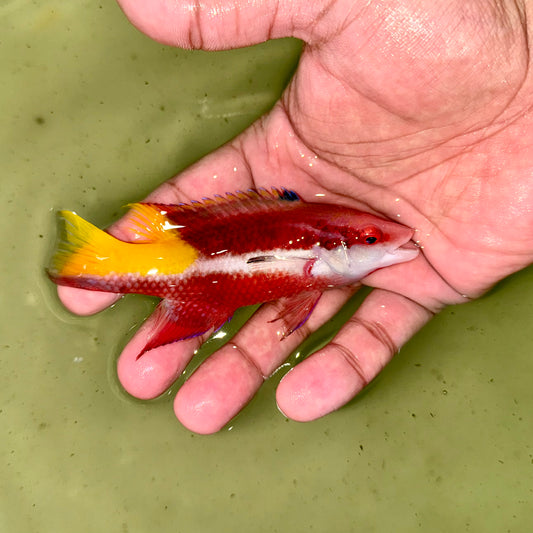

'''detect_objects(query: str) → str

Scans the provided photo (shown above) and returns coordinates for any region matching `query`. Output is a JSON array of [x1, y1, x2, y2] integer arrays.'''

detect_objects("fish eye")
[[360, 226, 382, 245]]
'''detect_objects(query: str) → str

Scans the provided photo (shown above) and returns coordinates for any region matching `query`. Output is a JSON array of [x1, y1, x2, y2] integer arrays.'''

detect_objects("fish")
[[47, 188, 419, 356]]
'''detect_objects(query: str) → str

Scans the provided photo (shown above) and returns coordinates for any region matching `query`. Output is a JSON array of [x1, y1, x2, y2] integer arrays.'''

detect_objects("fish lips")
[[381, 239, 420, 268]]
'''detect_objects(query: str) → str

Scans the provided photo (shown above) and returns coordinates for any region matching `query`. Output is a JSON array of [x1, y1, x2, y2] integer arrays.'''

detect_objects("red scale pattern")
[[54, 270, 329, 310], [151, 201, 384, 256]]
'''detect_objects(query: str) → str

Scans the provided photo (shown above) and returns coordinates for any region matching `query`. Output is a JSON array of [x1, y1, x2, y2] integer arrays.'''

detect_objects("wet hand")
[[58, 0, 533, 433]]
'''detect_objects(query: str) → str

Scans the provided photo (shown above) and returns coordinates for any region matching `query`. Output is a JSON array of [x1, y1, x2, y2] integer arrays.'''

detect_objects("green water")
[[2, 2, 533, 532]]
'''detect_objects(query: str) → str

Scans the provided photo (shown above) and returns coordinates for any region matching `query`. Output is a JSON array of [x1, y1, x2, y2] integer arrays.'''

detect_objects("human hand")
[[58, 0, 533, 433]]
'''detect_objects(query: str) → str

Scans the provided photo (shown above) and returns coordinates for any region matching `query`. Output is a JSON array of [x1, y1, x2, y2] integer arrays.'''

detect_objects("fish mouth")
[[390, 240, 420, 262], [366, 239, 419, 272]]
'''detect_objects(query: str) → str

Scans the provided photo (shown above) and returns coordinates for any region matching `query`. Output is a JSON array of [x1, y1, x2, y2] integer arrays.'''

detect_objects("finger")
[[57, 286, 120, 315], [174, 286, 358, 434], [276, 289, 434, 422], [116, 312, 207, 400], [116, 0, 332, 49]]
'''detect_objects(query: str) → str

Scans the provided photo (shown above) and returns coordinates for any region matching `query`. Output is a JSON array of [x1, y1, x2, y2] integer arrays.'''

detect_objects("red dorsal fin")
[[143, 188, 302, 225]]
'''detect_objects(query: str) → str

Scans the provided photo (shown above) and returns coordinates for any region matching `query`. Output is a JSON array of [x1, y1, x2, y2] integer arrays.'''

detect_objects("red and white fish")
[[48, 188, 418, 356]]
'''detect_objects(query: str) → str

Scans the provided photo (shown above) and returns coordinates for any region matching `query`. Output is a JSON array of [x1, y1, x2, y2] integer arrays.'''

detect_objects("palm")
[[266, 2, 533, 305], [277, 1, 533, 299], [60, 0, 533, 432]]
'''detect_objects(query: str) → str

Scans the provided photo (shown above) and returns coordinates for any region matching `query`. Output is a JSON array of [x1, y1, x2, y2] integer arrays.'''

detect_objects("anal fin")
[[138, 298, 232, 358], [269, 290, 322, 339]]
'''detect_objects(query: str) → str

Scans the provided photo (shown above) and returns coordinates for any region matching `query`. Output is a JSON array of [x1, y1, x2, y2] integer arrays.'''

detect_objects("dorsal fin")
[[124, 203, 186, 243], [124, 188, 304, 257], [143, 188, 302, 225]]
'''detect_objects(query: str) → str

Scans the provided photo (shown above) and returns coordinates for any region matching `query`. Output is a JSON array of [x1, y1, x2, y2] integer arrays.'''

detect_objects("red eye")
[[360, 226, 382, 245]]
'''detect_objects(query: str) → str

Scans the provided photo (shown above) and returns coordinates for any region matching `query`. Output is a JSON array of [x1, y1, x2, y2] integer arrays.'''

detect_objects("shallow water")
[[2, 2, 533, 532]]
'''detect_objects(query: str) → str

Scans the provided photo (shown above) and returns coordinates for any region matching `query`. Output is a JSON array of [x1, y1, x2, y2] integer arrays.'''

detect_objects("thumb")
[[116, 0, 332, 49]]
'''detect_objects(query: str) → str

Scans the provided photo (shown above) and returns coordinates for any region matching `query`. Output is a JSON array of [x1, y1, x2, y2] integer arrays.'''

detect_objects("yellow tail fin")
[[49, 209, 198, 279]]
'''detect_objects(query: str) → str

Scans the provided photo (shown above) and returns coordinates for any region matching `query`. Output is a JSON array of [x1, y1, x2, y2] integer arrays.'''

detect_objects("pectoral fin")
[[138, 298, 232, 357], [269, 290, 322, 339]]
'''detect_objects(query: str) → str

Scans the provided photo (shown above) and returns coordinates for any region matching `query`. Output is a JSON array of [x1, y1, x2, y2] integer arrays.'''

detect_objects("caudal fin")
[[47, 206, 199, 292], [47, 210, 121, 282]]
